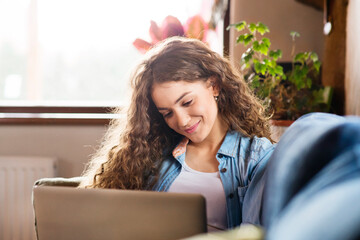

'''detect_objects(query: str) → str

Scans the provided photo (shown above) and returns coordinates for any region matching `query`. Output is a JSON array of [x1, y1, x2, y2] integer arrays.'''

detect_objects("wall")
[[345, 0, 360, 115], [229, 0, 324, 64], [0, 125, 107, 177]]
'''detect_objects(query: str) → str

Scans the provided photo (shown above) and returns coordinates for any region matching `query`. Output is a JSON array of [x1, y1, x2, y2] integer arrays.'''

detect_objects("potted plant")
[[227, 21, 333, 124]]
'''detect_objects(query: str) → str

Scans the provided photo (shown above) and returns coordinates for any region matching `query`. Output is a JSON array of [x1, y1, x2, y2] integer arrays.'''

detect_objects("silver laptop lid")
[[33, 186, 207, 240]]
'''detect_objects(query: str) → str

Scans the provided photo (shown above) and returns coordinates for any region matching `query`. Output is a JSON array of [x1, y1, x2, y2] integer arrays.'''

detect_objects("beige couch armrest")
[[34, 177, 83, 187]]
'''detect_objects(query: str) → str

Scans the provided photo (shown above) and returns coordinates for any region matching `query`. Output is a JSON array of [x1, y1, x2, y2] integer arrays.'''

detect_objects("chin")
[[187, 133, 206, 143]]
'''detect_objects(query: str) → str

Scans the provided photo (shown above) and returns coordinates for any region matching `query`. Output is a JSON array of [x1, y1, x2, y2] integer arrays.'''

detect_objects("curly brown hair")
[[79, 36, 273, 190]]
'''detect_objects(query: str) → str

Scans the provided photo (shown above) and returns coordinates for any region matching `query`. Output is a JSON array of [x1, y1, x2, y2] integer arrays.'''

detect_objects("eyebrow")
[[157, 91, 191, 110]]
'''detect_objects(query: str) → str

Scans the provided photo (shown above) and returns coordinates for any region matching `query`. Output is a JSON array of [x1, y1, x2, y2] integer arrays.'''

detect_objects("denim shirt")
[[152, 131, 275, 228]]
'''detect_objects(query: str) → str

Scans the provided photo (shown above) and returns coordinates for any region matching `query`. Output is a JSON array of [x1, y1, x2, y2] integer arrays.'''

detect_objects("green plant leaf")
[[294, 53, 304, 62], [254, 62, 267, 75], [252, 75, 260, 88], [253, 41, 260, 51], [271, 67, 280, 77], [306, 77, 312, 88], [238, 34, 254, 45], [294, 52, 307, 63], [264, 59, 276, 69], [313, 60, 321, 72], [262, 38, 270, 48], [290, 31, 300, 38], [310, 52, 318, 62], [269, 49, 282, 60], [269, 60, 277, 68], [254, 61, 262, 74], [275, 65, 284, 75], [291, 65, 305, 89], [312, 89, 323, 103], [249, 23, 257, 33], [292, 65, 311, 90], [268, 64, 284, 78], [260, 64, 267, 75], [244, 34, 254, 45], [236, 35, 245, 44], [258, 38, 270, 55], [301, 65, 309, 78], [252, 39, 270, 55], [241, 49, 254, 64], [237, 33, 254, 46], [226, 21, 247, 31], [260, 43, 269, 55], [257, 22, 270, 35]]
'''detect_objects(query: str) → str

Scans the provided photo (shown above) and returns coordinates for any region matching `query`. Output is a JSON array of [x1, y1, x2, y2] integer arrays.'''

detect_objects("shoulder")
[[251, 136, 274, 158], [239, 134, 275, 162], [221, 131, 274, 162]]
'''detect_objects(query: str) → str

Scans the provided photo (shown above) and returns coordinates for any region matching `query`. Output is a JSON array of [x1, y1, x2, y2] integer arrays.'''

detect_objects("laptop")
[[33, 186, 207, 240]]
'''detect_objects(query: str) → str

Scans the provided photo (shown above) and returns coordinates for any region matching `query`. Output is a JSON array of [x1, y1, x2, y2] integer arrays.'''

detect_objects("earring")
[[214, 96, 219, 101]]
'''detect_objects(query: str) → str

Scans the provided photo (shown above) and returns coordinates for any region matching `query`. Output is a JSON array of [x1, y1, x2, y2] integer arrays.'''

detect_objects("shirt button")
[[229, 193, 234, 199], [220, 168, 227, 173], [217, 153, 224, 158]]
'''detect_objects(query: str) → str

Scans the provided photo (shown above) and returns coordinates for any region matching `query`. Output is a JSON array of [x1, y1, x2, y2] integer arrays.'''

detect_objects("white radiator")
[[0, 156, 57, 240]]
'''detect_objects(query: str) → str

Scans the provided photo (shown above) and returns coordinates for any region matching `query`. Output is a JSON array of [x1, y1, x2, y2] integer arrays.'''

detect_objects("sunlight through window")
[[0, 0, 224, 106]]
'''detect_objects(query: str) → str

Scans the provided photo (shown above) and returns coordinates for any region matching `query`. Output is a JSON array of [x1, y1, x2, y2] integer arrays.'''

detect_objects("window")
[[0, 0, 228, 123]]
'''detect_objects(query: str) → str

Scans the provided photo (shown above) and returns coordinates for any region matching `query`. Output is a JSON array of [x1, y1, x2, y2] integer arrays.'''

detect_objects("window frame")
[[0, 106, 114, 125]]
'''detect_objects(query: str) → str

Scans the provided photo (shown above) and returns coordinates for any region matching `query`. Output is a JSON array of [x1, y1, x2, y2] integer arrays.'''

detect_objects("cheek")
[[197, 98, 217, 118]]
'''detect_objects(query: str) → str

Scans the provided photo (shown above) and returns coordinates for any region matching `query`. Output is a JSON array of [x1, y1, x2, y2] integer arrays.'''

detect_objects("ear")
[[207, 77, 220, 96]]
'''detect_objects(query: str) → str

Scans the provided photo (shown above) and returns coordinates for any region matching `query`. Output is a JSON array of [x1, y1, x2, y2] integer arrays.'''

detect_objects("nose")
[[174, 110, 191, 128]]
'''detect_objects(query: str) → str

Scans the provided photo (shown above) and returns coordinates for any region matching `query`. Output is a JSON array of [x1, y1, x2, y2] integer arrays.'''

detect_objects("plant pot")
[[270, 119, 294, 142]]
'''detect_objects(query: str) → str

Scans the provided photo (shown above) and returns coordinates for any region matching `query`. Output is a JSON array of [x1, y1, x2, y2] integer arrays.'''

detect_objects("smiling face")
[[151, 79, 225, 144]]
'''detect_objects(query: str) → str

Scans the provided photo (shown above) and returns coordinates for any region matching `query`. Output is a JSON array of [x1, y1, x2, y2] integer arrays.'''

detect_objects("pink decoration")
[[133, 15, 210, 54]]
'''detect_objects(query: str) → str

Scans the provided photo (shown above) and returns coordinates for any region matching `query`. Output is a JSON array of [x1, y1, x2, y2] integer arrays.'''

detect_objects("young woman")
[[79, 36, 275, 231]]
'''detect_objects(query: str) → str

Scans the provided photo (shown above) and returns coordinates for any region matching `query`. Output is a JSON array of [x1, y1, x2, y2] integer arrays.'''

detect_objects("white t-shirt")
[[168, 161, 227, 232]]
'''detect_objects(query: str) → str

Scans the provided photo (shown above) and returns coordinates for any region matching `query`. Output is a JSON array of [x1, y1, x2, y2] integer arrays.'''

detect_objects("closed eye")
[[163, 111, 173, 118], [183, 100, 192, 106]]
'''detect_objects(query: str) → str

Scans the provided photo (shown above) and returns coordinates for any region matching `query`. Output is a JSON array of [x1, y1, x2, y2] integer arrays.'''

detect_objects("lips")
[[184, 121, 200, 134]]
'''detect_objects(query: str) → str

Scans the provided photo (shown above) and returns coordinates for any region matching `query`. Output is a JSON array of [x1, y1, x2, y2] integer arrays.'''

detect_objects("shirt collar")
[[172, 137, 189, 158], [217, 131, 241, 158]]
